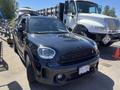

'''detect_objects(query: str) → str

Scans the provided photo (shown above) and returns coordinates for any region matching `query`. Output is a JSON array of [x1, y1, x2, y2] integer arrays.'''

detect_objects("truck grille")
[[105, 19, 120, 30], [59, 49, 96, 65]]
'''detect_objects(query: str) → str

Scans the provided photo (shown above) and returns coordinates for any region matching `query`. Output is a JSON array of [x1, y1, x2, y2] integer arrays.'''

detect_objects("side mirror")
[[17, 25, 23, 30], [98, 5, 102, 14]]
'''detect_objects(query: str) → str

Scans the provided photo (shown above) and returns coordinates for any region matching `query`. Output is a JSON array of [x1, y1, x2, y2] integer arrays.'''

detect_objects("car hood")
[[28, 33, 95, 56], [78, 13, 116, 19]]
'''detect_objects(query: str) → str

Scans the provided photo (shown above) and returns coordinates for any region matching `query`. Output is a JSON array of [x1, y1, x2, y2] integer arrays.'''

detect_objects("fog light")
[[56, 74, 65, 81]]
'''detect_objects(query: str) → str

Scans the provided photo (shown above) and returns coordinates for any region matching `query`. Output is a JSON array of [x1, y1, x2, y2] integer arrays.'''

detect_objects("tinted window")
[[29, 18, 68, 33], [77, 1, 99, 13]]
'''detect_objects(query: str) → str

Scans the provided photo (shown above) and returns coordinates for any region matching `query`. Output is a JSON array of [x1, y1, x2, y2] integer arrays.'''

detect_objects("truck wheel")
[[26, 54, 36, 83], [73, 25, 89, 37], [99, 42, 113, 47]]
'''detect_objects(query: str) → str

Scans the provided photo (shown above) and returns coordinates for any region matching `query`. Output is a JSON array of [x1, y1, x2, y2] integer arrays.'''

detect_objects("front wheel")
[[26, 54, 36, 83]]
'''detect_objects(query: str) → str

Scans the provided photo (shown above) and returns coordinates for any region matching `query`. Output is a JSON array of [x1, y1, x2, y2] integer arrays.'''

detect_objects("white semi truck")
[[39, 0, 120, 46]]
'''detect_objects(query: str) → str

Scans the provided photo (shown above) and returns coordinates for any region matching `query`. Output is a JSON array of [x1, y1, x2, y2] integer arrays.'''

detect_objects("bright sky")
[[17, 0, 120, 17]]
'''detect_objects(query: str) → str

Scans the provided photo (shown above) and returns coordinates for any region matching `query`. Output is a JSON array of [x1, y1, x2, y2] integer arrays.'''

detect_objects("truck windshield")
[[29, 17, 68, 34], [76, 1, 99, 14]]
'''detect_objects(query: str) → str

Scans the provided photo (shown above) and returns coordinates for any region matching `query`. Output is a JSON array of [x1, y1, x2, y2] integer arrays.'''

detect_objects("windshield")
[[76, 1, 99, 14], [29, 17, 68, 33]]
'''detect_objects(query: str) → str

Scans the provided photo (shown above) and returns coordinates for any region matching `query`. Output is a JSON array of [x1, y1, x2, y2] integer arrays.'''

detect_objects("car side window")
[[89, 7, 97, 13]]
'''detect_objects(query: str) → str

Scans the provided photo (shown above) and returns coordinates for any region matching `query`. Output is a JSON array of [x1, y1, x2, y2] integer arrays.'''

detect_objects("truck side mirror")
[[64, 1, 68, 14], [98, 5, 102, 14]]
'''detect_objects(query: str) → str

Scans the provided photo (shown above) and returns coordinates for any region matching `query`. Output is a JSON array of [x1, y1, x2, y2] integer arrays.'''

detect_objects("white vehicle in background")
[[39, 0, 120, 46], [16, 7, 39, 19]]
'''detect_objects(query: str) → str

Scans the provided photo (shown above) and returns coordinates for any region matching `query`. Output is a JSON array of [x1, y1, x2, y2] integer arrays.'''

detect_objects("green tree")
[[103, 5, 110, 16], [103, 5, 117, 17], [0, 0, 18, 20], [109, 8, 116, 17]]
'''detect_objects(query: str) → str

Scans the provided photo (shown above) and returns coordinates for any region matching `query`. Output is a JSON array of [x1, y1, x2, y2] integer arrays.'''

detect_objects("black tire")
[[73, 25, 89, 37], [26, 54, 36, 83], [99, 42, 113, 47]]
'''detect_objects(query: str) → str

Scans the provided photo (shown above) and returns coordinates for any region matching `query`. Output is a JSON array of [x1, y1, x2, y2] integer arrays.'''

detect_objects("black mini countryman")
[[13, 16, 99, 85]]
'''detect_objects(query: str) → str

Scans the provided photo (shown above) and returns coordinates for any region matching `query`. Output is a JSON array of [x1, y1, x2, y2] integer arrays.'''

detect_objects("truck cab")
[[39, 0, 120, 46], [64, 0, 101, 29], [63, 0, 120, 46]]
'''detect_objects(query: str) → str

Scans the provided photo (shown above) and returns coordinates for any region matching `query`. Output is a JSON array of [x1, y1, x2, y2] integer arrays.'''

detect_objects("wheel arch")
[[72, 24, 89, 33]]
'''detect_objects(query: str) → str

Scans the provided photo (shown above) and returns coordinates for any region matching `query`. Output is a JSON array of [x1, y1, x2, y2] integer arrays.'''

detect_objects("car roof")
[[28, 16, 57, 19]]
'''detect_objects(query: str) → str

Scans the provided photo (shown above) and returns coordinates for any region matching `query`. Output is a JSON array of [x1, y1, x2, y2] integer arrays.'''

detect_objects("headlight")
[[37, 45, 56, 59]]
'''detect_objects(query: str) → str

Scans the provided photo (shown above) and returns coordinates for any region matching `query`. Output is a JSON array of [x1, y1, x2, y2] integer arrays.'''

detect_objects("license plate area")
[[79, 65, 90, 75]]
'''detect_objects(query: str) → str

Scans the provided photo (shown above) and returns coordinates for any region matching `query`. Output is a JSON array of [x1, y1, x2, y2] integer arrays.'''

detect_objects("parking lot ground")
[[0, 36, 120, 90]]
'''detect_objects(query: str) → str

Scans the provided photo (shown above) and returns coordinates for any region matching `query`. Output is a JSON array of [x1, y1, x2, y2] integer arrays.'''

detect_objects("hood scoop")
[[58, 34, 78, 41]]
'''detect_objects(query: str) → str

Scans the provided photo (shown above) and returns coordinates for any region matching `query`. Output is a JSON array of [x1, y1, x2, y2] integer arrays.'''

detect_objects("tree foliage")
[[103, 5, 117, 17], [0, 0, 18, 20]]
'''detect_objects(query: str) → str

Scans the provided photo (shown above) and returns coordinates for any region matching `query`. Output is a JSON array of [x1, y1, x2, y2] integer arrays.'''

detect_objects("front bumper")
[[35, 57, 99, 85], [95, 33, 120, 43]]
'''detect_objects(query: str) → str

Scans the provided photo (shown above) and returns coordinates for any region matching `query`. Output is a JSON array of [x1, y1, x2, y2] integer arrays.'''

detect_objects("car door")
[[63, 1, 77, 30], [16, 18, 27, 57], [14, 18, 22, 51]]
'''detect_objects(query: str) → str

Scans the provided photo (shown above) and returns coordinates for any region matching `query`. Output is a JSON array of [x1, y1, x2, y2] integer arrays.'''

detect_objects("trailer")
[[39, 0, 120, 46], [39, 3, 64, 21]]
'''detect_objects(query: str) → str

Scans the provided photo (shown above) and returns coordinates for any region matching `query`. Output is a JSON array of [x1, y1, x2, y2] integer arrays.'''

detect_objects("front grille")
[[105, 19, 120, 30], [59, 49, 96, 65]]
